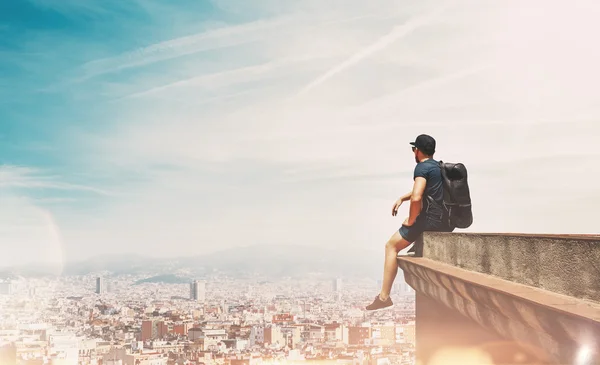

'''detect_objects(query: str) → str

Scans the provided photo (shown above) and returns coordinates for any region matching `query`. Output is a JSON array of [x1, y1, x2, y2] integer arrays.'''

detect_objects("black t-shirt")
[[413, 158, 444, 217]]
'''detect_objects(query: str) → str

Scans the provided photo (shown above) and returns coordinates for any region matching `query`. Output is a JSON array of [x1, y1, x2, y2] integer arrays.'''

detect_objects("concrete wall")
[[400, 233, 600, 365], [421, 232, 600, 303]]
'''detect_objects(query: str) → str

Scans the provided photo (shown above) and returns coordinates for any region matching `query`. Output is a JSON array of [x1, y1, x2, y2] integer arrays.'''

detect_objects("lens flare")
[[577, 345, 592, 365]]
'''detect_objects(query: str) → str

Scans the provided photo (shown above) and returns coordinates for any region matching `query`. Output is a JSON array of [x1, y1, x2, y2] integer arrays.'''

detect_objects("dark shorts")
[[399, 215, 452, 243]]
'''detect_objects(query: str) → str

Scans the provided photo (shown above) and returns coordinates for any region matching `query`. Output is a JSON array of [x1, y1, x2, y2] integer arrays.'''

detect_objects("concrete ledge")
[[399, 256, 600, 364], [418, 232, 600, 303]]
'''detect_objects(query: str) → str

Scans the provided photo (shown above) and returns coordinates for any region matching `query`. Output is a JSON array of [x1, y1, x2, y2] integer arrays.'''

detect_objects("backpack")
[[439, 161, 473, 229]]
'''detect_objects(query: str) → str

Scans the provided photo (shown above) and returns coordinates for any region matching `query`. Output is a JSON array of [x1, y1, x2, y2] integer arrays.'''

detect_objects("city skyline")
[[2, 0, 600, 269], [0, 272, 418, 365]]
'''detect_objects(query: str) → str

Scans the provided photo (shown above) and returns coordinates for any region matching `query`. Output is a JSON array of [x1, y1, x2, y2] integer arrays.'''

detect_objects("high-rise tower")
[[190, 280, 206, 302], [96, 277, 106, 294]]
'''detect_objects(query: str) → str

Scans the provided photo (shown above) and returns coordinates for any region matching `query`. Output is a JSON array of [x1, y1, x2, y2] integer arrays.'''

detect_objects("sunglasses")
[[411, 146, 416, 152]]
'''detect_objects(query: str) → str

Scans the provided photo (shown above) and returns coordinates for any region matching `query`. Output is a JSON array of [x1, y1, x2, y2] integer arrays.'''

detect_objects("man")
[[366, 134, 453, 310]]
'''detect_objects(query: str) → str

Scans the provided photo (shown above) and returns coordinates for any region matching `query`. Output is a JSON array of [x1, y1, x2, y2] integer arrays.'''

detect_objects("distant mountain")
[[61, 253, 167, 276], [134, 274, 190, 285], [176, 244, 382, 279], [2, 244, 383, 279]]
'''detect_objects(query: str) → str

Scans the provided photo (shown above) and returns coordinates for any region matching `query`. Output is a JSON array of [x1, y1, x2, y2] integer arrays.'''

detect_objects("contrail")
[[295, 5, 449, 97], [76, 14, 385, 83], [124, 54, 322, 99], [76, 17, 290, 82]]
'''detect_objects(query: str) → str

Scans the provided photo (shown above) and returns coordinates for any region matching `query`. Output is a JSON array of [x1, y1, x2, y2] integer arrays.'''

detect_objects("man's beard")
[[415, 155, 419, 163]]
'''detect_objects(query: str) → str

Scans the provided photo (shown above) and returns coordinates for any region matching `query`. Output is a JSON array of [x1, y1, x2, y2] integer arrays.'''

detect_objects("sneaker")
[[365, 295, 393, 311]]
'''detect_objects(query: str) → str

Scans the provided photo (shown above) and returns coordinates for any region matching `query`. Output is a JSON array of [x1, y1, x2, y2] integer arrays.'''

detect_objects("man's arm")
[[399, 191, 412, 202], [406, 177, 426, 225], [392, 190, 413, 216]]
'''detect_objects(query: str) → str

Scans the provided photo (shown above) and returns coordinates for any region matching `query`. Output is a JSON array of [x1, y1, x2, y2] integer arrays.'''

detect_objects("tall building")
[[333, 278, 342, 301], [333, 278, 343, 292], [190, 280, 206, 302], [96, 277, 106, 294]]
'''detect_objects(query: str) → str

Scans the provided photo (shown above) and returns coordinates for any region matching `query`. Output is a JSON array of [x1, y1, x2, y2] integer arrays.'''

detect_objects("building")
[[48, 333, 80, 365], [372, 323, 396, 346], [190, 280, 206, 302], [400, 322, 415, 345], [157, 321, 171, 339], [263, 326, 283, 347], [188, 328, 228, 351], [272, 313, 294, 324], [104, 347, 167, 365], [95, 277, 105, 295], [348, 326, 371, 346], [173, 323, 190, 337], [333, 278, 343, 301], [324, 323, 347, 344], [333, 278, 342, 292], [280, 326, 302, 348], [308, 324, 324, 342], [141, 320, 159, 341], [249, 326, 264, 347]]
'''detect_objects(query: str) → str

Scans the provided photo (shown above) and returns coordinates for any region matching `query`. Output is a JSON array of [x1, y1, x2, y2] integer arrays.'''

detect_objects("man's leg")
[[380, 231, 411, 300], [366, 230, 412, 310]]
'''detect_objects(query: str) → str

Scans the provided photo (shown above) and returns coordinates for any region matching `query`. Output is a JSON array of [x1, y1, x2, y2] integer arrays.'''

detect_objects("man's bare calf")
[[365, 231, 411, 310]]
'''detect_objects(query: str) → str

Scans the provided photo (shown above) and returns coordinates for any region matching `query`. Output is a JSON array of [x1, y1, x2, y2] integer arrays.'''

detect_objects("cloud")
[[295, 4, 450, 96], [4, 0, 600, 265], [76, 10, 386, 83], [77, 18, 287, 80], [124, 53, 339, 100], [92, 0, 600, 231], [0, 165, 114, 196]]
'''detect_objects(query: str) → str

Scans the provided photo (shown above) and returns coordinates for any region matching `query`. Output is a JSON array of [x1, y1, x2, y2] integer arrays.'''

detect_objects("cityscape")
[[0, 270, 416, 365]]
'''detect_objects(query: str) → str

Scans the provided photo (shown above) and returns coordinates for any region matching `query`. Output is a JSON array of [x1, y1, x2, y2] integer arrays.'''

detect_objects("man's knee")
[[386, 231, 411, 251]]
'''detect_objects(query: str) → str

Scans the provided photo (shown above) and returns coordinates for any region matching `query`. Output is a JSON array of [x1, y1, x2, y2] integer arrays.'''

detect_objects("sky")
[[1, 0, 600, 270]]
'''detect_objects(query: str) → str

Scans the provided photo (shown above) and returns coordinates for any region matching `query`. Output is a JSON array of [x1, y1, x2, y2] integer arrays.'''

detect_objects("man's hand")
[[402, 217, 414, 227], [392, 199, 403, 216]]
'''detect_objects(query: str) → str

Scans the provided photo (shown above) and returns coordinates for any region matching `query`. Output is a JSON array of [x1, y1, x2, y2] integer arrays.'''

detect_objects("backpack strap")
[[438, 160, 454, 228], [438, 160, 454, 204]]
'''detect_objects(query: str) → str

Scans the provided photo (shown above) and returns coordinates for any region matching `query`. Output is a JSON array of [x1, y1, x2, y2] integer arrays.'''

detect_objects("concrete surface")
[[421, 232, 600, 303], [399, 233, 600, 365]]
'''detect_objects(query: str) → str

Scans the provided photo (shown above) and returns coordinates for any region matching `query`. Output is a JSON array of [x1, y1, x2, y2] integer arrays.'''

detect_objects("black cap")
[[410, 134, 436, 155]]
